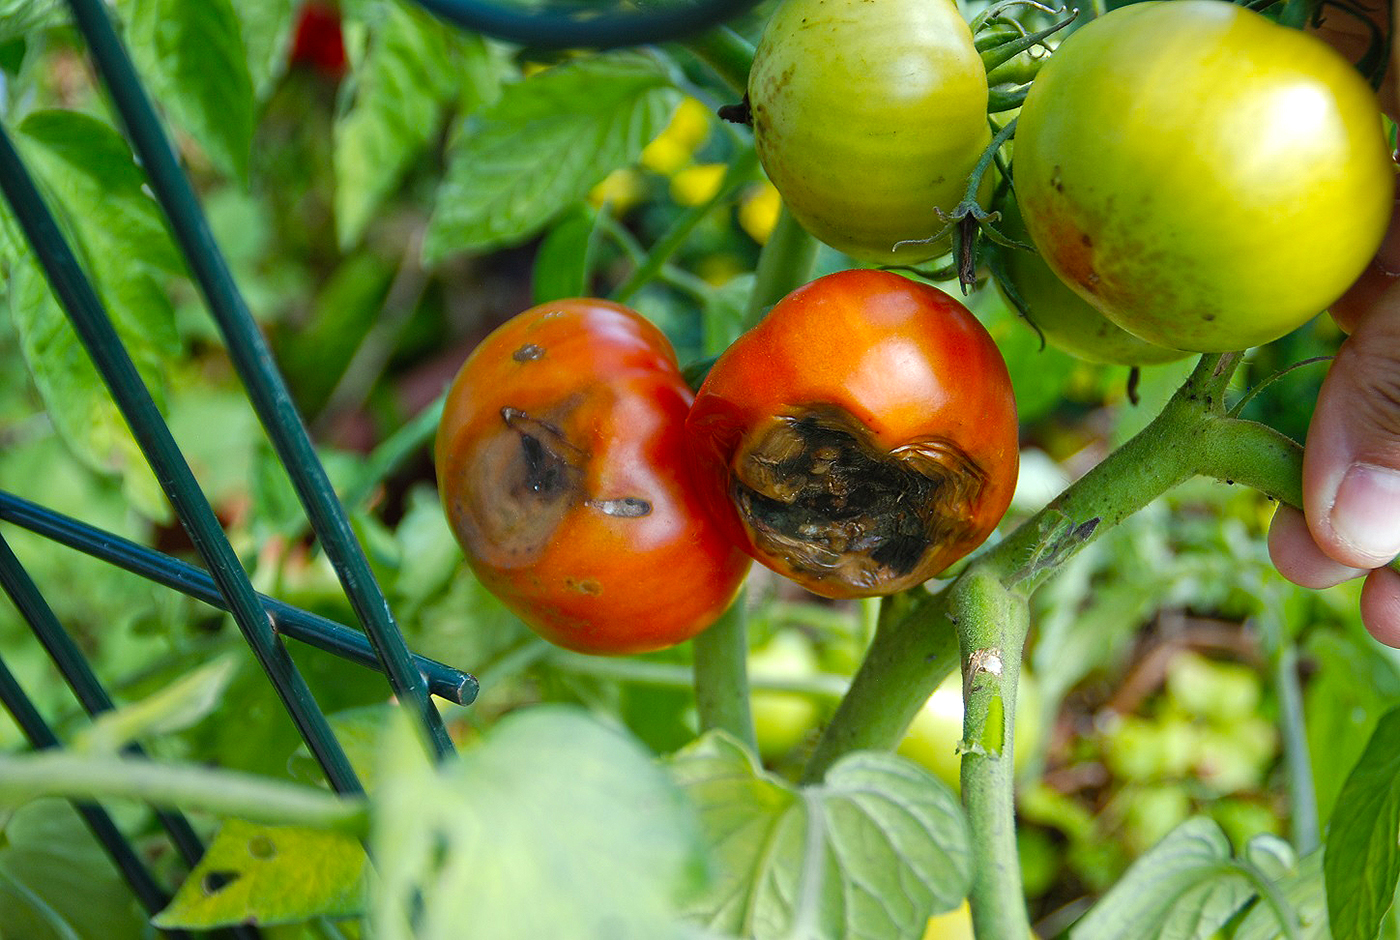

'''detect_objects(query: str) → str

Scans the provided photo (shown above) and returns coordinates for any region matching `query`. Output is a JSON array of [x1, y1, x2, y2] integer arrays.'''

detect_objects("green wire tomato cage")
[[0, 0, 759, 933]]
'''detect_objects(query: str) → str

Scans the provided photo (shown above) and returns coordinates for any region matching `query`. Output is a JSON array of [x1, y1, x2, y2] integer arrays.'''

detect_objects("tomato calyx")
[[717, 95, 753, 126], [896, 119, 1019, 289], [730, 404, 988, 593]]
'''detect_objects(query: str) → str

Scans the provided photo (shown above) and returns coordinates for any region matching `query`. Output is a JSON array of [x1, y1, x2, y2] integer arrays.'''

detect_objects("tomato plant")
[[1013, 0, 1394, 352], [747, 0, 992, 264], [435, 299, 751, 655], [686, 270, 1019, 598], [990, 195, 1187, 367]]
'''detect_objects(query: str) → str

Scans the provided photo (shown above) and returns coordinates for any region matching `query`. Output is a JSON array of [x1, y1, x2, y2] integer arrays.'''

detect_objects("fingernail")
[[1331, 463, 1400, 564]]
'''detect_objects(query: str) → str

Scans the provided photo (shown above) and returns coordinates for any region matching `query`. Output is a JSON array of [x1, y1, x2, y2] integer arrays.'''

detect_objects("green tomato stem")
[[799, 591, 960, 784], [954, 571, 1033, 940], [612, 147, 761, 304], [1258, 600, 1320, 855], [743, 205, 819, 329], [678, 26, 755, 96], [0, 750, 369, 834], [550, 645, 850, 700], [693, 593, 758, 752]]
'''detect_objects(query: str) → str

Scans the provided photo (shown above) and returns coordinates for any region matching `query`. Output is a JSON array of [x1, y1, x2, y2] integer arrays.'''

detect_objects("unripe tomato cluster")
[[436, 272, 1019, 653]]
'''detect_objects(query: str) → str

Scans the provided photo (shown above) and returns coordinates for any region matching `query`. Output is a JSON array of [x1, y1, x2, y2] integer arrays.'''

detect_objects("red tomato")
[[685, 270, 1018, 598], [289, 3, 347, 77], [435, 300, 752, 655]]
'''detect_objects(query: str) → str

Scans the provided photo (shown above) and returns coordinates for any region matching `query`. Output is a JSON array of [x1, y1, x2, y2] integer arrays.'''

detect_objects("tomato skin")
[[992, 196, 1188, 367], [685, 270, 1018, 599], [435, 300, 752, 655], [748, 0, 992, 264], [1014, 0, 1395, 353], [289, 3, 347, 77]]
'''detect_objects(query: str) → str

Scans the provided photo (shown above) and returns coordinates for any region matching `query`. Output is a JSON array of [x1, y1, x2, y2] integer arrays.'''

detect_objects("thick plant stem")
[[693, 594, 757, 752], [955, 572, 1032, 940], [801, 592, 959, 783]]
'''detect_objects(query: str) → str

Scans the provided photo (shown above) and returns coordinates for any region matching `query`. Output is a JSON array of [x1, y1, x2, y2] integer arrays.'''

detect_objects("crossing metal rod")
[[0, 532, 211, 866], [63, 0, 455, 762], [0, 532, 264, 940], [0, 652, 187, 935], [0, 126, 363, 799], [0, 491, 478, 706]]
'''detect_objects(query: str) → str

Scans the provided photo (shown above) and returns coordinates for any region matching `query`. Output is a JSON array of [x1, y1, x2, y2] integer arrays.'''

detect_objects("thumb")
[[1303, 287, 1400, 568]]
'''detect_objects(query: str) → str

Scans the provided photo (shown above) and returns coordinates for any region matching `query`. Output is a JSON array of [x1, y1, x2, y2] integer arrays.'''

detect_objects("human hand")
[[1268, 0, 1400, 643]]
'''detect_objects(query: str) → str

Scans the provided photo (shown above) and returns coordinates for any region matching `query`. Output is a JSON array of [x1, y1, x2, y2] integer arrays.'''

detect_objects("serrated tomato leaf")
[[1069, 817, 1255, 940], [333, 3, 468, 248], [668, 733, 971, 940], [423, 52, 679, 260], [372, 705, 709, 940], [119, 0, 255, 182]]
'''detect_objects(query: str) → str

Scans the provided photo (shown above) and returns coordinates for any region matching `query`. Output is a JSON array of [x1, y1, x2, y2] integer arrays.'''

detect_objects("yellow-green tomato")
[[750, 631, 823, 760], [748, 0, 992, 264], [1014, 0, 1395, 353], [993, 196, 1188, 366], [898, 669, 1041, 793]]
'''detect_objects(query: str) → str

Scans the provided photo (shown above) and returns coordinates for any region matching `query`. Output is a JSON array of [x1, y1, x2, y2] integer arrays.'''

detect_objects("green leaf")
[[0, 800, 148, 940], [669, 733, 971, 939], [3, 110, 184, 520], [72, 654, 239, 753], [1236, 848, 1329, 940], [120, 0, 256, 182], [1325, 704, 1400, 940], [154, 818, 366, 928], [1068, 817, 1255, 940], [16, 110, 184, 277], [277, 251, 395, 413], [235, 0, 297, 97], [372, 705, 708, 940], [288, 705, 394, 793], [1304, 629, 1400, 822], [0, 0, 65, 43], [423, 52, 680, 261], [333, 4, 465, 247], [532, 204, 600, 303]]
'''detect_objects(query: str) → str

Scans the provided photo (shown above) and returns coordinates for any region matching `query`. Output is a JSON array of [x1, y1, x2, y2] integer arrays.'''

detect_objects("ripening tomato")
[[435, 300, 752, 655], [685, 270, 1018, 599], [991, 196, 1187, 366], [288, 3, 347, 77], [1014, 0, 1395, 353], [747, 0, 993, 264]]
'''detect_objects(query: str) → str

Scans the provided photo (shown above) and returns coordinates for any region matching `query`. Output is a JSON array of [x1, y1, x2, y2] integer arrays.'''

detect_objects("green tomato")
[[898, 669, 1041, 793], [1014, 0, 1394, 352], [992, 195, 1188, 366], [748, 0, 992, 263], [749, 630, 823, 760]]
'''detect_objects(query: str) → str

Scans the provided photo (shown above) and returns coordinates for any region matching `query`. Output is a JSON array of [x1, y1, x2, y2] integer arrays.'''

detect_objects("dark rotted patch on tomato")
[[513, 343, 545, 362], [452, 405, 585, 564], [730, 404, 986, 592]]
